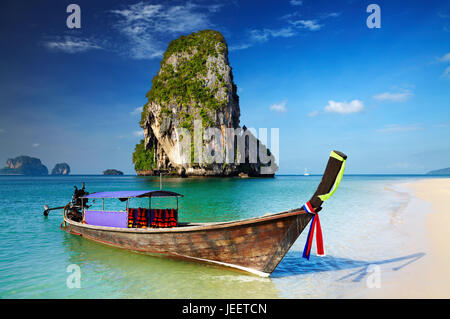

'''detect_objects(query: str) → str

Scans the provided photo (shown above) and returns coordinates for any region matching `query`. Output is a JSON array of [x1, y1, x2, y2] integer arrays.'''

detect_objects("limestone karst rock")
[[51, 163, 70, 175], [133, 30, 277, 177], [0, 156, 48, 175]]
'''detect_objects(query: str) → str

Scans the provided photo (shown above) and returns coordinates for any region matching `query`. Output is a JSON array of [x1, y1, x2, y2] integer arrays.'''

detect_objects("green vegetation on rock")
[[103, 169, 124, 176], [140, 30, 229, 129], [132, 139, 156, 171]]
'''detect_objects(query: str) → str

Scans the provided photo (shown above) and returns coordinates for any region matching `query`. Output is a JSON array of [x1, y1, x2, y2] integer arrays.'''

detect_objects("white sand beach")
[[369, 178, 450, 298]]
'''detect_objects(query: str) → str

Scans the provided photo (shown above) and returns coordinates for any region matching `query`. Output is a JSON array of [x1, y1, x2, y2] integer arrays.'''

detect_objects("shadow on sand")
[[271, 251, 425, 281]]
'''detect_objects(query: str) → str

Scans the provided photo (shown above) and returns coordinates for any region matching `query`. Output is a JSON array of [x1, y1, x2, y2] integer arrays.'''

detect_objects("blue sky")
[[0, 0, 449, 174]]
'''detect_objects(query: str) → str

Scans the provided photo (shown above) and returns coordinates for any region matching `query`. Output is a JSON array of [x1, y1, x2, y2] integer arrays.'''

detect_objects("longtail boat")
[[59, 151, 347, 277]]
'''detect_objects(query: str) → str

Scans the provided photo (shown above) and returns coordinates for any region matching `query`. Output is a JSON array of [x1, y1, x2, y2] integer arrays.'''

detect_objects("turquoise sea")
[[0, 175, 439, 298]]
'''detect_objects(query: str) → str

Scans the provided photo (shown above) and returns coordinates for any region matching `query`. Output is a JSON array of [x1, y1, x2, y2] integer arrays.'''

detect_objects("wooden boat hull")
[[62, 210, 312, 276], [60, 150, 348, 276]]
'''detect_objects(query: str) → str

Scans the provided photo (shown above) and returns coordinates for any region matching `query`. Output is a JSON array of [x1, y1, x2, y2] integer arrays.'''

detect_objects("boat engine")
[[43, 182, 90, 218], [66, 182, 90, 222]]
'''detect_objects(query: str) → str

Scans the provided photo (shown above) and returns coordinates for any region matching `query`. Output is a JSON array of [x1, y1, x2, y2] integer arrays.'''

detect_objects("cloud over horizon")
[[442, 66, 450, 78], [270, 101, 288, 112], [373, 90, 413, 102], [324, 100, 364, 114], [437, 52, 450, 62]]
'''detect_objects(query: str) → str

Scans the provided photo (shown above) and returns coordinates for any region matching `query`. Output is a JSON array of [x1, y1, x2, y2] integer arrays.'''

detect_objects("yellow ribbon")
[[318, 151, 346, 202]]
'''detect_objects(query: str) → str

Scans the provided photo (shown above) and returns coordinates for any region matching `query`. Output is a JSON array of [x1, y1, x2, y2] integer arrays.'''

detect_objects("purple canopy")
[[84, 210, 128, 228], [81, 190, 183, 199]]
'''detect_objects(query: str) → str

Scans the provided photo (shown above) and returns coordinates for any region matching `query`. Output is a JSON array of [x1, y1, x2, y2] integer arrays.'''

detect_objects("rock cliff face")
[[0, 156, 48, 175], [133, 30, 277, 177], [51, 163, 70, 175]]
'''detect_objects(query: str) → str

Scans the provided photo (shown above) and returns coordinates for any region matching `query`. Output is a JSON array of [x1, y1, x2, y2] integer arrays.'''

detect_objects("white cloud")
[[324, 100, 364, 114], [251, 27, 296, 42], [442, 66, 450, 78], [289, 0, 303, 6], [111, 2, 218, 59], [321, 12, 341, 18], [231, 6, 340, 51], [437, 52, 450, 62], [270, 101, 287, 112], [377, 124, 421, 133], [130, 106, 143, 115], [280, 12, 301, 20], [32, 143, 40, 148], [133, 130, 145, 137], [230, 27, 296, 51], [373, 90, 413, 102], [307, 110, 319, 117], [292, 19, 322, 31], [228, 43, 252, 51], [267, 27, 297, 38], [247, 29, 270, 43], [435, 53, 450, 78], [45, 36, 102, 53]]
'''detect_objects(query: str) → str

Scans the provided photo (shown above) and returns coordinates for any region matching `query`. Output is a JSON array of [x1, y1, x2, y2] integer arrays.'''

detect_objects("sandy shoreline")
[[369, 178, 450, 298]]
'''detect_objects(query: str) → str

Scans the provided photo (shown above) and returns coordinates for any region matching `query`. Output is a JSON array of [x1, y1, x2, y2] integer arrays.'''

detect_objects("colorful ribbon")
[[301, 151, 347, 260], [302, 201, 325, 260]]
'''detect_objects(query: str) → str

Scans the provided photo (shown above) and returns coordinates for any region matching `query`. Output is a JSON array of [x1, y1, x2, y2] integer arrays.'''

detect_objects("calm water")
[[0, 175, 437, 298]]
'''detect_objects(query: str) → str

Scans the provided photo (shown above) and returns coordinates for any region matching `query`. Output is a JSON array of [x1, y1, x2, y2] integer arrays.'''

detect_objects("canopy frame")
[[81, 190, 183, 200], [81, 190, 182, 220]]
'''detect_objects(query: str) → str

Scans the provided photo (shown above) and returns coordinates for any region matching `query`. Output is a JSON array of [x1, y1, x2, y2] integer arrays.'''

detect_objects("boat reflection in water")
[[62, 233, 280, 298]]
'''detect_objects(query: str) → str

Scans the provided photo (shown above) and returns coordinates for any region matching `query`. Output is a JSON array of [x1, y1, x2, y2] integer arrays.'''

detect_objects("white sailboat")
[[304, 168, 310, 176]]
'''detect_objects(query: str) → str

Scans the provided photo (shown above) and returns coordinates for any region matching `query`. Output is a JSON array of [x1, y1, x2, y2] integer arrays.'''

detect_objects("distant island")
[[0, 155, 48, 175], [427, 167, 450, 175], [51, 163, 70, 175], [103, 169, 124, 175]]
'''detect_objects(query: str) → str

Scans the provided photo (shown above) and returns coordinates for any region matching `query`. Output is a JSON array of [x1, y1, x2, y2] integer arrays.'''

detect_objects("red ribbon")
[[302, 204, 325, 260]]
